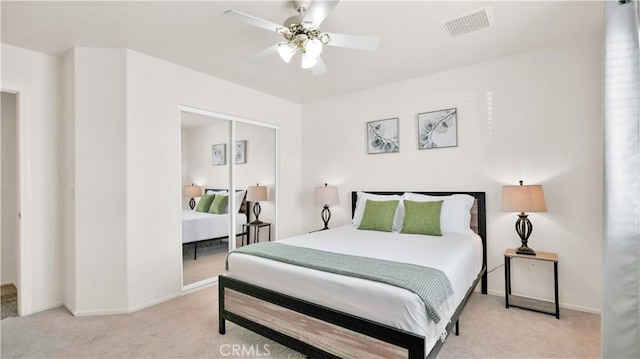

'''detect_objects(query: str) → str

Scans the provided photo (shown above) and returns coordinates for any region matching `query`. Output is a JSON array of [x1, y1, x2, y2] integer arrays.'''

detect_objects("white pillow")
[[231, 190, 247, 213], [205, 189, 227, 195], [403, 193, 475, 234], [352, 192, 404, 231]]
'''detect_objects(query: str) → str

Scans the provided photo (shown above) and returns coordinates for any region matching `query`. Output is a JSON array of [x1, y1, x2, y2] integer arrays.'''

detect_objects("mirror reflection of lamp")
[[314, 183, 339, 230], [184, 184, 202, 210], [247, 184, 268, 224], [502, 180, 548, 255]]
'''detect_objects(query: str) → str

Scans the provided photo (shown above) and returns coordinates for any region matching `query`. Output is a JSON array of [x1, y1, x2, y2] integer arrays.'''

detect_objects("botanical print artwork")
[[418, 108, 458, 149], [212, 144, 226, 166], [367, 118, 399, 154], [235, 140, 246, 164]]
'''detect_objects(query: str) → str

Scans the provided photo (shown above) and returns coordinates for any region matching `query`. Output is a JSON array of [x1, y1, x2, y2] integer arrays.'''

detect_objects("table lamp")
[[184, 184, 202, 210], [247, 184, 267, 224], [502, 180, 547, 255], [314, 183, 339, 230]]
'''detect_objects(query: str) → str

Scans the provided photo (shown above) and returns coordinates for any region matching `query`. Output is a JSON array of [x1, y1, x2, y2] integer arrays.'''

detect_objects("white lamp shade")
[[247, 185, 267, 202], [502, 183, 547, 212], [277, 42, 296, 63], [301, 53, 318, 69], [184, 185, 202, 198], [304, 38, 323, 59], [314, 185, 339, 205]]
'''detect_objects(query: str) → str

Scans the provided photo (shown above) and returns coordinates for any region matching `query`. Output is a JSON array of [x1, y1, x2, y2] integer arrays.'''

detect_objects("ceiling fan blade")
[[224, 10, 287, 33], [326, 33, 380, 51], [311, 56, 328, 76], [244, 45, 279, 64], [303, 0, 339, 27]]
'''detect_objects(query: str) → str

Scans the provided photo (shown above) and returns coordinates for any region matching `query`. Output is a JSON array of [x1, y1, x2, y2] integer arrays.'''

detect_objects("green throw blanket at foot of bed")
[[227, 242, 453, 324]]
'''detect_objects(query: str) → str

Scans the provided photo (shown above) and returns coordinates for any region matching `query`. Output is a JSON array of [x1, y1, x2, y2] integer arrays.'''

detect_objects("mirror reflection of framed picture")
[[235, 140, 246, 164], [212, 143, 226, 166]]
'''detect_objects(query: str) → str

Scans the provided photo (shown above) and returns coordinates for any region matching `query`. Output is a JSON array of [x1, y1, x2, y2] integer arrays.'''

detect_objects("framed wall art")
[[367, 118, 399, 154], [235, 140, 246, 164], [212, 143, 226, 166], [417, 108, 458, 149]]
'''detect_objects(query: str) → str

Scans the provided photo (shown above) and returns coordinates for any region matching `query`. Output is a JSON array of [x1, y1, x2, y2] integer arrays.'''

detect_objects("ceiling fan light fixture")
[[277, 42, 297, 63], [301, 53, 317, 69], [304, 38, 323, 59]]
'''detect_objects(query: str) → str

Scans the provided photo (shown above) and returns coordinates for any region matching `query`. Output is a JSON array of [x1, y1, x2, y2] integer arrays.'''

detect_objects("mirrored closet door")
[[180, 107, 278, 291], [180, 110, 231, 288], [234, 122, 277, 248]]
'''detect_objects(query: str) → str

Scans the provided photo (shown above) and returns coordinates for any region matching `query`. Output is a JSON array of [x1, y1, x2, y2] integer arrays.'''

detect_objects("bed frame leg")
[[194, 242, 198, 260], [455, 320, 459, 336], [219, 279, 226, 334]]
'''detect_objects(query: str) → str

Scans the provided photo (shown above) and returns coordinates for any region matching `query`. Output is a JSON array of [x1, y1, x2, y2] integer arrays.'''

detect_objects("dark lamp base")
[[250, 220, 263, 225], [516, 246, 536, 255]]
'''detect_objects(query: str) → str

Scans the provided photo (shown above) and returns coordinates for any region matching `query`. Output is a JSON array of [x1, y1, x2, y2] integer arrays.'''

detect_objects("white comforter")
[[226, 224, 483, 352], [181, 210, 245, 243]]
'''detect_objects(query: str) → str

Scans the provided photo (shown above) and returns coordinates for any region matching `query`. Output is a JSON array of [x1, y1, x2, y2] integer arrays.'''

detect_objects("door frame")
[[2, 84, 32, 316]]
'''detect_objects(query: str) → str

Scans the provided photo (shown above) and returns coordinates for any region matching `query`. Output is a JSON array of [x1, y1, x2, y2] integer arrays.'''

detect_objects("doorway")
[[1, 91, 19, 319]]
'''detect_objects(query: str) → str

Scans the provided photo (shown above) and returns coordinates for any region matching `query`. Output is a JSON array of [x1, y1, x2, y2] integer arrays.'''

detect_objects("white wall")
[[63, 49, 76, 311], [1, 44, 64, 314], [69, 48, 129, 314], [300, 35, 603, 312], [1, 92, 18, 285]]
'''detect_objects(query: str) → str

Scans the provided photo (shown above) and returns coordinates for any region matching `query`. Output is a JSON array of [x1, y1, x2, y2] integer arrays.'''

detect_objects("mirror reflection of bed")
[[181, 189, 249, 285]]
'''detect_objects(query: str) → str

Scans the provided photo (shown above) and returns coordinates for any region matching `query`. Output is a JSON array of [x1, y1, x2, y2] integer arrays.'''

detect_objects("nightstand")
[[504, 248, 559, 319], [241, 222, 271, 246]]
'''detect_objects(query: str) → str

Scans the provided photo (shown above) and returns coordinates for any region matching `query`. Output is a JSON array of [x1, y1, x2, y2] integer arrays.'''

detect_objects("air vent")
[[439, 6, 494, 39]]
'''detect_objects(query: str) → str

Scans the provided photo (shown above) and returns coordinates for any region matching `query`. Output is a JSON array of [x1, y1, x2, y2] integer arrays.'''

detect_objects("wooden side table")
[[241, 222, 271, 246], [504, 248, 559, 319]]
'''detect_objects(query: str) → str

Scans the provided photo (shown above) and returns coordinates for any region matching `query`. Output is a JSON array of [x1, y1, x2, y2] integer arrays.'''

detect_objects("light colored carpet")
[[182, 240, 229, 285], [0, 285, 599, 358]]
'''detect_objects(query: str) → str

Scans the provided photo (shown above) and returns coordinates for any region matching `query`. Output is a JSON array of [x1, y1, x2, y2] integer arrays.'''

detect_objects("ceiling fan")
[[224, 0, 380, 75]]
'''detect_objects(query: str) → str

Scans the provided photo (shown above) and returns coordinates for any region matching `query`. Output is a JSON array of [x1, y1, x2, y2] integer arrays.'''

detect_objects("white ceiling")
[[1, 1, 603, 104]]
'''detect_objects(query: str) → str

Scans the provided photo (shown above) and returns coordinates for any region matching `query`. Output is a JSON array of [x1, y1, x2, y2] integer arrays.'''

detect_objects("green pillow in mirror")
[[401, 199, 443, 236], [209, 194, 229, 214], [195, 194, 215, 212], [358, 199, 399, 232]]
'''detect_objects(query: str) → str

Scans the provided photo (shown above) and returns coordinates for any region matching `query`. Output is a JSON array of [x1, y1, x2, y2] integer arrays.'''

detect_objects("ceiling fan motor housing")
[[292, 0, 311, 14]]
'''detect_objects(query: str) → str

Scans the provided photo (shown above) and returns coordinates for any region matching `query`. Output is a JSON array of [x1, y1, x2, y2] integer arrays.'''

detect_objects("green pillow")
[[195, 194, 215, 212], [208, 194, 229, 214], [401, 200, 443, 236], [358, 200, 399, 232]]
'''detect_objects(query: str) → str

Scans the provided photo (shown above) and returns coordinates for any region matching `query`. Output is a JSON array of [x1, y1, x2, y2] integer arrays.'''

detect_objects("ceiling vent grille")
[[439, 6, 494, 39]]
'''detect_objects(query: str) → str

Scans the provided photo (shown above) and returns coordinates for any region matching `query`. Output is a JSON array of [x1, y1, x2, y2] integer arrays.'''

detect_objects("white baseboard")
[[32, 302, 65, 314], [70, 292, 182, 317], [486, 289, 601, 314], [127, 292, 181, 313]]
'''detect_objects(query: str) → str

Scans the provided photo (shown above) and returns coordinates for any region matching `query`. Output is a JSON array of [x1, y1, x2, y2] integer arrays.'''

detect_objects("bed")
[[219, 191, 487, 358], [181, 188, 250, 260]]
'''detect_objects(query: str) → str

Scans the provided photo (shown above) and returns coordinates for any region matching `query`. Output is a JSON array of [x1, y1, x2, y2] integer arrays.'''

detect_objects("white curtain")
[[603, 1, 640, 357]]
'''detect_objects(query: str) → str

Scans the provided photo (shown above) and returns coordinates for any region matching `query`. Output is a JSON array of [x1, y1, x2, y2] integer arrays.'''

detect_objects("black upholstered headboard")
[[351, 191, 487, 294], [204, 188, 250, 223]]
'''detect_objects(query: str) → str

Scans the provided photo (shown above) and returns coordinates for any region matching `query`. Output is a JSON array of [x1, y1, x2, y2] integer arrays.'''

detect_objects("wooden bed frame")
[[183, 188, 250, 260], [219, 191, 487, 358]]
